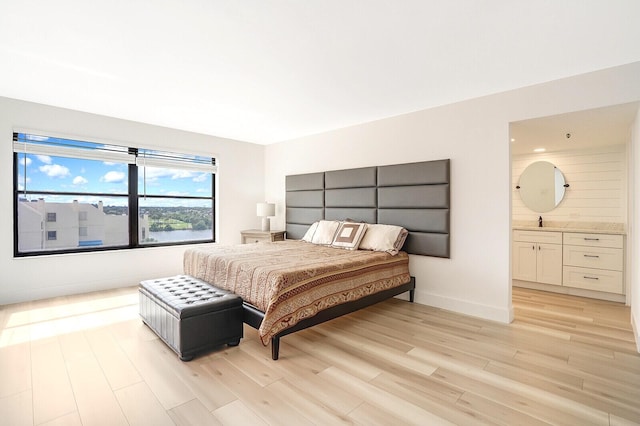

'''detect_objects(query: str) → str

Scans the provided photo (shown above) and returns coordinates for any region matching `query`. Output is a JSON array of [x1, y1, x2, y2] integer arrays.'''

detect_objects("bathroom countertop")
[[512, 221, 626, 235]]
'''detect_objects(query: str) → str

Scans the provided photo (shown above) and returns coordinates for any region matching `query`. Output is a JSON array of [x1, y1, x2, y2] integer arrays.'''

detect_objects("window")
[[136, 149, 214, 245], [13, 132, 216, 256]]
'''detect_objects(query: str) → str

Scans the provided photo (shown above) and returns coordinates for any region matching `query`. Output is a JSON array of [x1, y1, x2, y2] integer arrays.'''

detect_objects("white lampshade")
[[257, 202, 276, 232], [256, 202, 275, 217]]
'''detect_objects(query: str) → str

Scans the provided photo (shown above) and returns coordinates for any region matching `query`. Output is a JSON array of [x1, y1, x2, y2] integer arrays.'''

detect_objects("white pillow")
[[331, 222, 368, 250], [302, 222, 319, 242], [311, 220, 341, 245], [359, 224, 409, 255]]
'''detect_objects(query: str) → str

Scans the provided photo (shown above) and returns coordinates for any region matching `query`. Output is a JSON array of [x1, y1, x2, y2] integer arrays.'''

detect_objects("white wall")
[[631, 107, 640, 351], [265, 62, 640, 325], [512, 145, 628, 224], [0, 97, 265, 304]]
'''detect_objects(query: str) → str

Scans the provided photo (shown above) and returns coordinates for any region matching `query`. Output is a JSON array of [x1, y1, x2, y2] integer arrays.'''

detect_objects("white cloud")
[[142, 167, 198, 181], [101, 171, 126, 183], [192, 173, 208, 182], [20, 157, 32, 167], [73, 176, 88, 185], [36, 155, 52, 164], [141, 167, 172, 182], [170, 170, 195, 180], [39, 164, 70, 178], [17, 176, 31, 191]]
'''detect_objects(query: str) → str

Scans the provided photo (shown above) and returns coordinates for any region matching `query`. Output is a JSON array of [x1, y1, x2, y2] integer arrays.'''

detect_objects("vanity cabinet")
[[562, 232, 624, 294], [513, 229, 625, 299], [512, 230, 563, 285]]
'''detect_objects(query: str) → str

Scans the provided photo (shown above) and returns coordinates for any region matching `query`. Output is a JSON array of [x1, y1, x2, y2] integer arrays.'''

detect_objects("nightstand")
[[240, 229, 285, 244]]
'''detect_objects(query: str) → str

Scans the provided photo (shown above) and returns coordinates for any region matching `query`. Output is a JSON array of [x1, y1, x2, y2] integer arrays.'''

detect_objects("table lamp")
[[257, 202, 276, 231]]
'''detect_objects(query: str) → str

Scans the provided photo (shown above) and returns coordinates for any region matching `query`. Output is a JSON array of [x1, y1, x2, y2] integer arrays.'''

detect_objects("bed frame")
[[243, 277, 415, 359], [245, 159, 450, 359]]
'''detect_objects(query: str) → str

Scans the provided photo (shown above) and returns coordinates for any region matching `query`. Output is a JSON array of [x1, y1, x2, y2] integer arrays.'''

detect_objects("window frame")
[[13, 132, 217, 257]]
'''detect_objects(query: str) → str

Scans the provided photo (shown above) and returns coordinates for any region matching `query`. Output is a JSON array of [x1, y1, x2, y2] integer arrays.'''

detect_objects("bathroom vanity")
[[512, 223, 625, 302]]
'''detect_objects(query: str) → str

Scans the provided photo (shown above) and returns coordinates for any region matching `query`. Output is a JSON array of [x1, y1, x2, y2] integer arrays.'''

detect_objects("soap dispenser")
[[538, 216, 543, 228]]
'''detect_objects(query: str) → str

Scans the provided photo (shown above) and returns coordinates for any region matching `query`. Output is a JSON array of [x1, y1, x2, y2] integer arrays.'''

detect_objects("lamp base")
[[261, 217, 271, 232]]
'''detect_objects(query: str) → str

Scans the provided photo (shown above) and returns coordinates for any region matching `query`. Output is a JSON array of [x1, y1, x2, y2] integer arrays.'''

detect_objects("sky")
[[17, 153, 213, 207]]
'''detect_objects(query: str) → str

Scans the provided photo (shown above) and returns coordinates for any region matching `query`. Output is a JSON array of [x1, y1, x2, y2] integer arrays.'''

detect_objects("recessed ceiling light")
[[533, 148, 546, 153], [510, 138, 516, 142]]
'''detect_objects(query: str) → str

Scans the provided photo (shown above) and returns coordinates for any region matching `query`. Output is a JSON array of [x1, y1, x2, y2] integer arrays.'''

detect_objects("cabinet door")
[[513, 241, 537, 282], [537, 243, 563, 286]]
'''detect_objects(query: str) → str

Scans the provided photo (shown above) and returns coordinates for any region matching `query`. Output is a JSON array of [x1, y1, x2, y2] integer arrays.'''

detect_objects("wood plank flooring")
[[1, 286, 639, 425]]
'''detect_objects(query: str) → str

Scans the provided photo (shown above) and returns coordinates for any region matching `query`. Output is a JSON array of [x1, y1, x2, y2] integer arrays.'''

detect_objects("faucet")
[[538, 216, 543, 227]]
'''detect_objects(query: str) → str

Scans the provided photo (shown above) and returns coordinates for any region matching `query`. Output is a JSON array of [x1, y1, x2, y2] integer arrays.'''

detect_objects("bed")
[[184, 159, 450, 359], [184, 240, 413, 358]]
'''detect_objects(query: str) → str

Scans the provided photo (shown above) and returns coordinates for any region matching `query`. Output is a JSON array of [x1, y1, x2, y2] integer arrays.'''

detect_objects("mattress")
[[183, 240, 411, 344]]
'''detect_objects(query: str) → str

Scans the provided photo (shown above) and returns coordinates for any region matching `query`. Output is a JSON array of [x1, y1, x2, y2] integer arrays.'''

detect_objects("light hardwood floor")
[[1, 286, 639, 425]]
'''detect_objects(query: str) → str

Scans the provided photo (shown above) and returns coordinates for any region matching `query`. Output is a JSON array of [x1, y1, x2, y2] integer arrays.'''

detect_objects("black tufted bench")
[[139, 275, 243, 361]]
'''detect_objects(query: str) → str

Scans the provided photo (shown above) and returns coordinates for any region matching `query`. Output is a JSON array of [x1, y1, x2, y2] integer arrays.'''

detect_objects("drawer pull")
[[583, 254, 600, 258], [583, 276, 599, 280], [584, 237, 600, 241]]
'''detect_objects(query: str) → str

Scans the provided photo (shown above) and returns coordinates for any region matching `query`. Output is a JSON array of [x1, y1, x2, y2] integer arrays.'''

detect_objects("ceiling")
[[1, 1, 639, 145], [510, 102, 640, 155]]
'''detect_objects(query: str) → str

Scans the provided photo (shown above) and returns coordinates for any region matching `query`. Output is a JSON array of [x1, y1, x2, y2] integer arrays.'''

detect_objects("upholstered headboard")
[[285, 159, 450, 258]]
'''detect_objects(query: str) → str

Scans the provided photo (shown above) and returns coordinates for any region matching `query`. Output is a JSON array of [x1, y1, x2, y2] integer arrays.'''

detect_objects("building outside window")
[[13, 132, 216, 256]]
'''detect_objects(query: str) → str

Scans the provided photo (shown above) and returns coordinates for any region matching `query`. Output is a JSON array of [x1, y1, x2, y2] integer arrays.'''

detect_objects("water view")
[[148, 229, 213, 242]]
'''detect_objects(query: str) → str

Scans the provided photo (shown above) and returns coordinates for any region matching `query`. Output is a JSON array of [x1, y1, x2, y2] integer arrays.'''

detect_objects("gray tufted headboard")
[[285, 159, 450, 258]]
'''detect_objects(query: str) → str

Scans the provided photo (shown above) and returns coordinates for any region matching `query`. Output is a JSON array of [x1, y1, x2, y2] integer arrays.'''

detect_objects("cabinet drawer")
[[562, 232, 623, 249], [563, 245, 623, 271], [241, 230, 285, 244], [513, 230, 562, 244], [244, 235, 272, 243], [563, 266, 623, 294]]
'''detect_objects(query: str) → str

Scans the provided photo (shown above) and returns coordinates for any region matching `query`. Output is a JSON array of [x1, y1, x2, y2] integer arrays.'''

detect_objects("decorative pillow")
[[302, 222, 319, 242], [331, 222, 368, 250], [311, 220, 341, 245], [359, 224, 409, 255]]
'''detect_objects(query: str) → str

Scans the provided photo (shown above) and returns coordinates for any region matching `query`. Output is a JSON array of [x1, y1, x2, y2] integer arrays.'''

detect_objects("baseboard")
[[0, 280, 138, 306], [415, 289, 513, 324], [513, 280, 626, 303]]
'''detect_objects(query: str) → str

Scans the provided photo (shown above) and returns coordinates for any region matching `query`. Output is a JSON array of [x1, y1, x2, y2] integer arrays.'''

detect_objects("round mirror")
[[518, 161, 567, 212]]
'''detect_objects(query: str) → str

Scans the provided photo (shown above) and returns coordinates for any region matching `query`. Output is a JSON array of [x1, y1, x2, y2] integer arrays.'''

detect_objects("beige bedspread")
[[183, 240, 411, 345]]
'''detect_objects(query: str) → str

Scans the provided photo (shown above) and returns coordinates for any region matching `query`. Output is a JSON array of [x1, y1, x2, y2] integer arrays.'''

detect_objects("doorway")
[[510, 102, 639, 306]]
